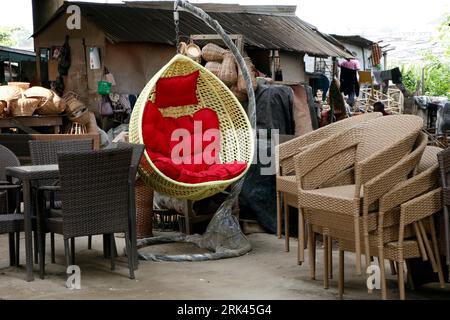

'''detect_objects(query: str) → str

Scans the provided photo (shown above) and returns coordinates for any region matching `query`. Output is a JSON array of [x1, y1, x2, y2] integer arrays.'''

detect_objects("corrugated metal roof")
[[34, 1, 353, 58], [330, 34, 374, 48]]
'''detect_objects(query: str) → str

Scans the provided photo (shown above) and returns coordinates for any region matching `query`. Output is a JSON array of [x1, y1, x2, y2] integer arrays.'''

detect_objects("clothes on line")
[[339, 59, 361, 71], [339, 66, 360, 106]]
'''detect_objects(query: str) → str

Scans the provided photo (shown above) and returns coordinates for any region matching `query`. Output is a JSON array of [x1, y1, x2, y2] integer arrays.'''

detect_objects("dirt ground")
[[0, 232, 449, 300]]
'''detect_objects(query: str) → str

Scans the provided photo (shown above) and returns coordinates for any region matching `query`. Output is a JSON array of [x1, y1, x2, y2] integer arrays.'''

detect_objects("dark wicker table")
[[5, 164, 58, 282]]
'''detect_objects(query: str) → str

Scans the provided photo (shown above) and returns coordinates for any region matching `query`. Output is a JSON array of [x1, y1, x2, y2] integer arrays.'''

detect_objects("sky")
[[0, 0, 448, 61]]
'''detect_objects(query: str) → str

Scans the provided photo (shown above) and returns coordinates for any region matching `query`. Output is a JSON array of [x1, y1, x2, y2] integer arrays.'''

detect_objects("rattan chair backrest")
[[57, 148, 132, 239], [0, 144, 20, 181]]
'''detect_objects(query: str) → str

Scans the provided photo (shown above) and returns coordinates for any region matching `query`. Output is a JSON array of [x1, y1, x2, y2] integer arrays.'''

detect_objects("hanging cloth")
[[340, 66, 360, 97]]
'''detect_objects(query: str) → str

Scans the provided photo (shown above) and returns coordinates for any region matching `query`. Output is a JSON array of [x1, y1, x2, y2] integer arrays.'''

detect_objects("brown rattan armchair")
[[307, 130, 428, 288], [294, 115, 423, 274], [36, 148, 135, 279], [338, 146, 445, 299], [275, 113, 382, 253]]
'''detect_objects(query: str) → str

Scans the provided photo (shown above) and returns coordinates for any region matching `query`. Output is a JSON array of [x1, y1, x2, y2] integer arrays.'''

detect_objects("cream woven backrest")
[[379, 146, 442, 214], [355, 115, 424, 186], [362, 132, 428, 208], [277, 113, 382, 175], [294, 115, 423, 192]]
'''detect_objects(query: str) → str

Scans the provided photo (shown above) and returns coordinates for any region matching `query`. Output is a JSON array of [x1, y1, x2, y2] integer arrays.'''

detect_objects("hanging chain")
[[174, 8, 180, 53]]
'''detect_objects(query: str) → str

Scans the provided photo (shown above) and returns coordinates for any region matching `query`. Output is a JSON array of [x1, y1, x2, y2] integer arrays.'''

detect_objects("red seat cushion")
[[142, 101, 247, 184], [154, 70, 199, 108]]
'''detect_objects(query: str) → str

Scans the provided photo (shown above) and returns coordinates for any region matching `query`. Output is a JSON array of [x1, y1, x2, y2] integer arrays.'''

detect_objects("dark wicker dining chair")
[[117, 142, 145, 269], [29, 139, 93, 263], [437, 147, 450, 278], [36, 147, 135, 279], [0, 144, 23, 267]]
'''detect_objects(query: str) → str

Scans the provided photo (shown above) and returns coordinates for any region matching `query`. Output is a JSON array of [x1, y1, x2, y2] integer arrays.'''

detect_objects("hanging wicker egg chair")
[[129, 54, 254, 201]]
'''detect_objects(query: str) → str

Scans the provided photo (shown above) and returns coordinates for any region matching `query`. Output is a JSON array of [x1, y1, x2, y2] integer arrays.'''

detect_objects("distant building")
[[0, 46, 36, 84]]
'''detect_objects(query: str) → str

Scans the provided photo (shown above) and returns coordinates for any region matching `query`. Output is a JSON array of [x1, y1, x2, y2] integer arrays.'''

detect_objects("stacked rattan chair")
[[276, 113, 382, 255], [437, 147, 450, 278], [338, 146, 446, 299], [294, 115, 423, 275]]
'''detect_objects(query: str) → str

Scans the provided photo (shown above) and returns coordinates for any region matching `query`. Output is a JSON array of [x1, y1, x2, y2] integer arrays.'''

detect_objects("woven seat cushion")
[[0, 214, 24, 233], [143, 101, 247, 184]]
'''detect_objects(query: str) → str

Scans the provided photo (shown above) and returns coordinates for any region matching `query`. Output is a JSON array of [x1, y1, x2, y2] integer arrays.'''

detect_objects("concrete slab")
[[0, 232, 449, 300]]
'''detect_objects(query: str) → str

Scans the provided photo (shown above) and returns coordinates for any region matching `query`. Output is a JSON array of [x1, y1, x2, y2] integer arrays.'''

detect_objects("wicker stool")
[[135, 178, 153, 239]]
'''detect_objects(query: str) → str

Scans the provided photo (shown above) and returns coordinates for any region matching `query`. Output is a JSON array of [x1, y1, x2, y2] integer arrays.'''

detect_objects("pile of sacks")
[[0, 84, 65, 118], [181, 42, 258, 101]]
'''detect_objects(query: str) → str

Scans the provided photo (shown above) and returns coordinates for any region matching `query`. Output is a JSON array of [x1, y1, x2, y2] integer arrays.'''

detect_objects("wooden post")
[[8, 57, 13, 82], [35, 48, 41, 86], [361, 46, 366, 70]]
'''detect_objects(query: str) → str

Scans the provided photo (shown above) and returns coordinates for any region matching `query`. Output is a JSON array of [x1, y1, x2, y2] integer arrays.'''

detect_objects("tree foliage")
[[0, 27, 17, 47], [401, 14, 450, 98]]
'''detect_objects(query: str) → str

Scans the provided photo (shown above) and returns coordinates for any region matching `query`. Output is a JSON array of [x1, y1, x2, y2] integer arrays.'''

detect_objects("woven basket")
[[185, 43, 202, 63], [24, 86, 53, 100], [129, 54, 254, 201], [218, 51, 238, 87], [205, 61, 222, 77], [64, 94, 85, 114], [135, 178, 154, 239], [237, 57, 257, 94], [0, 85, 21, 103], [7, 82, 30, 90], [9, 92, 40, 117], [65, 122, 87, 134], [231, 84, 247, 102], [202, 43, 226, 62], [178, 42, 187, 55], [36, 91, 66, 115], [0, 100, 8, 118]]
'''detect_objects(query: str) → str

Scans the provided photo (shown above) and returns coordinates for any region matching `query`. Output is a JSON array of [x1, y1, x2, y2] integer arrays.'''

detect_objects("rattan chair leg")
[[125, 232, 135, 280], [276, 191, 282, 239], [413, 222, 428, 261], [338, 249, 344, 299], [328, 236, 333, 279], [50, 233, 55, 264], [398, 261, 406, 300], [429, 216, 446, 288], [298, 210, 304, 265], [323, 234, 329, 289], [8, 233, 15, 267], [405, 260, 415, 291], [363, 216, 371, 274], [88, 236, 92, 250], [389, 260, 397, 275], [15, 232, 20, 267], [70, 238, 75, 265], [38, 233, 46, 280], [110, 234, 116, 271], [103, 234, 109, 258], [284, 198, 289, 252], [308, 224, 315, 280], [354, 216, 362, 275], [64, 239, 70, 267], [33, 231, 39, 264], [418, 221, 437, 272]]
